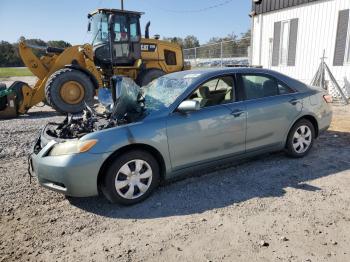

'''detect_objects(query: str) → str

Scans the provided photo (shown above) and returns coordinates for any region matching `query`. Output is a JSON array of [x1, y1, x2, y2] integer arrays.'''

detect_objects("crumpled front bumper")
[[29, 134, 109, 197]]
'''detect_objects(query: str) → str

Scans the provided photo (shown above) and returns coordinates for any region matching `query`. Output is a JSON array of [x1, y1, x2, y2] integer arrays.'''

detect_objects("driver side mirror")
[[177, 100, 200, 113]]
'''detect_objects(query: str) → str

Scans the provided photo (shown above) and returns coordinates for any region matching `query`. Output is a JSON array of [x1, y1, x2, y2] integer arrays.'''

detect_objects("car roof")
[[169, 67, 309, 92]]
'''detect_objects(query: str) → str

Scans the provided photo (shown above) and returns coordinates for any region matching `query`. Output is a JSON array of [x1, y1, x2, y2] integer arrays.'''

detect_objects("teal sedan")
[[29, 68, 332, 205]]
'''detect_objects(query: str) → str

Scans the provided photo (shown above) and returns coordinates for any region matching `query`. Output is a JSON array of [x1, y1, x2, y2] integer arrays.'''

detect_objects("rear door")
[[237, 73, 302, 151]]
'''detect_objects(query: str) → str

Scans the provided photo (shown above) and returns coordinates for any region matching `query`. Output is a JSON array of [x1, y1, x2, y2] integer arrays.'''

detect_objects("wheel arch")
[[97, 143, 166, 191], [299, 115, 319, 138], [286, 114, 319, 147]]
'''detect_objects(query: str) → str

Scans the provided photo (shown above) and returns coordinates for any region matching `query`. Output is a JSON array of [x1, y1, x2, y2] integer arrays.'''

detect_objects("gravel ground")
[[1, 77, 350, 261]]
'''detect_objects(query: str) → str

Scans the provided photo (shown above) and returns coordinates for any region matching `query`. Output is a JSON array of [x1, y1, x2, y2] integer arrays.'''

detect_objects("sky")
[[0, 0, 251, 45]]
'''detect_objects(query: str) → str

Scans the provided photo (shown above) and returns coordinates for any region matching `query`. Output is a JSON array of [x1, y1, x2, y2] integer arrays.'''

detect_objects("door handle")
[[289, 98, 299, 105], [231, 109, 245, 117]]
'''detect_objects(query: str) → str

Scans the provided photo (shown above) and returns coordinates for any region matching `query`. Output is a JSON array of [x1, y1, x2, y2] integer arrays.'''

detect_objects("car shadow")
[[68, 130, 350, 219], [0, 109, 62, 120], [15, 99, 102, 119], [20, 110, 62, 119]]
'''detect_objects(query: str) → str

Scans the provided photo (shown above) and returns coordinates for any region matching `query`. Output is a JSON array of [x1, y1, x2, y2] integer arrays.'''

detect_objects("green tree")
[[18, 37, 47, 57], [0, 37, 73, 67], [0, 41, 22, 67], [163, 36, 184, 47], [183, 35, 199, 49], [47, 40, 71, 48], [163, 35, 199, 49], [202, 30, 250, 58]]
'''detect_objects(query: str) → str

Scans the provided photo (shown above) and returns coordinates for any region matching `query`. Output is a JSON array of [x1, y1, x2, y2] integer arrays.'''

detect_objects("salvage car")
[[29, 68, 332, 205]]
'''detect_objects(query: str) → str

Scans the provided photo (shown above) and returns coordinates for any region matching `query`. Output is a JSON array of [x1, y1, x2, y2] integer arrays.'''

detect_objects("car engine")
[[44, 77, 145, 140]]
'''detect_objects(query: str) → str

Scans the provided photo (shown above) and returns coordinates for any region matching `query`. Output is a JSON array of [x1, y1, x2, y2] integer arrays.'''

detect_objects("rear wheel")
[[101, 150, 160, 205], [137, 69, 165, 86], [285, 119, 315, 158], [45, 68, 95, 113]]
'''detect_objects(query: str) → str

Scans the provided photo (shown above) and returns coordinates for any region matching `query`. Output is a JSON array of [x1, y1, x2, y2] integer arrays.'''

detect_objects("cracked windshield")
[[143, 75, 197, 111]]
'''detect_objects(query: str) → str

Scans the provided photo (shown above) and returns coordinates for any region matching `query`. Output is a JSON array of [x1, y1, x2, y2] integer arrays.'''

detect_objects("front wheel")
[[101, 150, 160, 205], [285, 119, 315, 158], [137, 69, 165, 86], [45, 68, 95, 113]]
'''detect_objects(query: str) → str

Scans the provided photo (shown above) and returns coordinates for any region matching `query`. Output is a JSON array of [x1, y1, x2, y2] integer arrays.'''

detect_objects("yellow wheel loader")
[[0, 8, 189, 118]]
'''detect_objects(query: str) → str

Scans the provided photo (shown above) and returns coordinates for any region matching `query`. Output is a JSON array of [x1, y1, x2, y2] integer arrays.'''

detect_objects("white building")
[[251, 0, 350, 97]]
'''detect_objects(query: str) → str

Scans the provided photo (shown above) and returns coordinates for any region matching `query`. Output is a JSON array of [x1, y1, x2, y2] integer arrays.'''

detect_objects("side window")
[[129, 17, 140, 42], [114, 16, 128, 42], [241, 74, 293, 100], [189, 76, 235, 108], [99, 18, 109, 42], [277, 81, 294, 95], [164, 50, 177, 65]]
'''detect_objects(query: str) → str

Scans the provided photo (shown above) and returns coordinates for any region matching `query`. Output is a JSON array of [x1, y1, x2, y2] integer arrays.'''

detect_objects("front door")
[[166, 75, 246, 170]]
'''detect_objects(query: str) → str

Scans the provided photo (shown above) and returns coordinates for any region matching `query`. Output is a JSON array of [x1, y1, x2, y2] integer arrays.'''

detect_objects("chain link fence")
[[183, 38, 251, 68]]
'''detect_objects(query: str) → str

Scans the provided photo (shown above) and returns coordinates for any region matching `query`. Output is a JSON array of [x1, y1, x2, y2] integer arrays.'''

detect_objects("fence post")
[[220, 41, 223, 67], [192, 47, 196, 67]]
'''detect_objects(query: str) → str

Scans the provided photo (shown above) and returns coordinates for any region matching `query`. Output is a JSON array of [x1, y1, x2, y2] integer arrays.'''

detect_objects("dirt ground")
[[0, 77, 350, 262]]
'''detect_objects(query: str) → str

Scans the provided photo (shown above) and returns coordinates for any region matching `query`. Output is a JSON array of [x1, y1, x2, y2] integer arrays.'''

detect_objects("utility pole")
[[220, 41, 223, 67], [121, 0, 124, 10]]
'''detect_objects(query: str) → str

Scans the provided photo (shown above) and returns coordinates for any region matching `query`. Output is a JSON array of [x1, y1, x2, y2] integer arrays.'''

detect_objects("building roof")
[[252, 0, 322, 15]]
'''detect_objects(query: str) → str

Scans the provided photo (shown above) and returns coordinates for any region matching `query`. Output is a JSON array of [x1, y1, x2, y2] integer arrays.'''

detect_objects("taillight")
[[323, 95, 333, 103]]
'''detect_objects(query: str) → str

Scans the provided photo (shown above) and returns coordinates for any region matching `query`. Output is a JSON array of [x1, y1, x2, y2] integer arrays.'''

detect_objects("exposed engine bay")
[[45, 77, 145, 140]]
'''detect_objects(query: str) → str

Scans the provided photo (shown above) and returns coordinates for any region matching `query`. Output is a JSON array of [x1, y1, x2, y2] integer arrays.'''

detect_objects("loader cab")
[[88, 9, 143, 68]]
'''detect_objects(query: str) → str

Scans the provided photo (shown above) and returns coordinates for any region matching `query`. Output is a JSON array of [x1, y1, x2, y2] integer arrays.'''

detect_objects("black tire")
[[45, 68, 95, 113], [285, 119, 315, 158], [11, 81, 26, 106], [101, 150, 160, 205], [137, 69, 165, 86]]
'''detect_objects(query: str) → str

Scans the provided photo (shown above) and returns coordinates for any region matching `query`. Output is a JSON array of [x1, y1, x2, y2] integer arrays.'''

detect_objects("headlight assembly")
[[48, 139, 98, 156]]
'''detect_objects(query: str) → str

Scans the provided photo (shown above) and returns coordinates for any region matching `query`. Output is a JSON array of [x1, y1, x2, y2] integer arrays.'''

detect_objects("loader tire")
[[45, 68, 94, 113], [137, 69, 165, 86]]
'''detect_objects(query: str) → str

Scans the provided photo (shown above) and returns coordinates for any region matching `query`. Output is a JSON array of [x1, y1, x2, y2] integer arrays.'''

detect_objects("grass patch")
[[0, 67, 33, 77]]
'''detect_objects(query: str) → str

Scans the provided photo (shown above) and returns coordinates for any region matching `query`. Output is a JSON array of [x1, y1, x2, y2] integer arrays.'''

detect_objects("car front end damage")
[[28, 74, 191, 197], [28, 77, 146, 197]]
